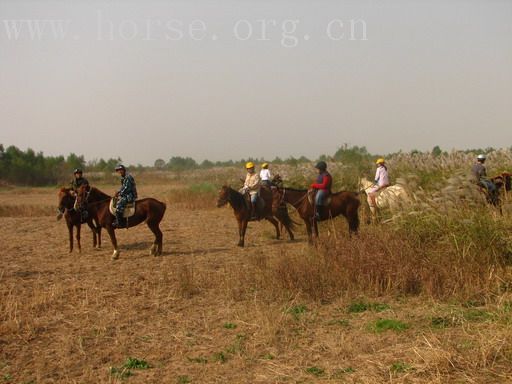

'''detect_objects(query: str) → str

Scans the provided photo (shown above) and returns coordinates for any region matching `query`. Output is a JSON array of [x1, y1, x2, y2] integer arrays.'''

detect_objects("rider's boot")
[[113, 212, 126, 228], [250, 203, 257, 220]]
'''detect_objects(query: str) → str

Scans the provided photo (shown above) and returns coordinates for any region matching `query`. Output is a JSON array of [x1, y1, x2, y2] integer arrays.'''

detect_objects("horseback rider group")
[[471, 154, 499, 204], [66, 165, 137, 229]]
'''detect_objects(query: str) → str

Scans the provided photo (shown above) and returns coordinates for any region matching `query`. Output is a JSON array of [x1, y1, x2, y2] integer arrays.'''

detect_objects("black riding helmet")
[[115, 164, 126, 172], [315, 161, 327, 171], [73, 168, 83, 175]]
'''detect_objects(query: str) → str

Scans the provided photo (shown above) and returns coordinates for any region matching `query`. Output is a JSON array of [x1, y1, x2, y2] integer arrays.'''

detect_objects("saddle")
[[109, 198, 136, 218], [243, 194, 266, 219], [307, 190, 331, 206]]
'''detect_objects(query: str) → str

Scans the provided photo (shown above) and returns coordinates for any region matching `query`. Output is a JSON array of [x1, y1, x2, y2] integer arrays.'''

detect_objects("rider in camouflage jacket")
[[113, 164, 138, 228]]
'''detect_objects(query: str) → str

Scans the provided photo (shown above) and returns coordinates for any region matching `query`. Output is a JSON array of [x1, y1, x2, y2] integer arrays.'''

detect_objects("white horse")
[[359, 177, 411, 221]]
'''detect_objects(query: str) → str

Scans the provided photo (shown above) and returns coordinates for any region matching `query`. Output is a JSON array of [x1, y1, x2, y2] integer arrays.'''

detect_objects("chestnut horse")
[[57, 188, 101, 253], [76, 185, 166, 259], [216, 185, 295, 247], [272, 187, 360, 243]]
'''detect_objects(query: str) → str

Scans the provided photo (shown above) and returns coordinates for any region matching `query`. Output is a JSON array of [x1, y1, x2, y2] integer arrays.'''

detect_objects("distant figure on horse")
[[259, 162, 272, 188], [272, 162, 360, 242], [241, 162, 261, 219], [471, 154, 499, 205], [112, 164, 138, 228], [310, 161, 332, 220], [367, 158, 390, 221], [69, 168, 89, 222]]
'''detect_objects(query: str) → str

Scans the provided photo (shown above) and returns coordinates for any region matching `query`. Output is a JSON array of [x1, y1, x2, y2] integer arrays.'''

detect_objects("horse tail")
[[276, 204, 297, 230], [347, 192, 360, 233]]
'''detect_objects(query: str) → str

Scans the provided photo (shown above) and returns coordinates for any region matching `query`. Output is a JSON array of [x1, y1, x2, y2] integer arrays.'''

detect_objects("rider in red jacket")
[[310, 161, 332, 220]]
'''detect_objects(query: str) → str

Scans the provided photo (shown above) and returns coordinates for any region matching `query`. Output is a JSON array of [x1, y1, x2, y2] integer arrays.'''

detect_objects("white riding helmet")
[[477, 154, 486, 161]]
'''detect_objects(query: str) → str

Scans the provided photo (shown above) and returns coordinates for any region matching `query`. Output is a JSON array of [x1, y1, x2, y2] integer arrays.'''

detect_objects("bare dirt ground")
[[1, 185, 511, 383]]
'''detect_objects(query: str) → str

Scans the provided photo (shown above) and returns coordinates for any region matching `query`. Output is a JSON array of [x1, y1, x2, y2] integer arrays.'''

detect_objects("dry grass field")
[[1, 178, 512, 383]]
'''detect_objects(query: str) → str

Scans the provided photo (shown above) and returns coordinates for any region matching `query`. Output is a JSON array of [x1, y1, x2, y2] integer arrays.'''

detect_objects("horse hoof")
[[111, 250, 119, 260]]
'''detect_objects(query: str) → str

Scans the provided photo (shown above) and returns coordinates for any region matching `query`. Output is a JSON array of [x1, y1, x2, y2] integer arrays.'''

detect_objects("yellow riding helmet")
[[245, 162, 255, 169], [376, 158, 385, 165], [261, 163, 269, 169]]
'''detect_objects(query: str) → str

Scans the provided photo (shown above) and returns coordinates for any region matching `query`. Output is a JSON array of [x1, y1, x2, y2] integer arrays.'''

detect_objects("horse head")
[[272, 174, 283, 187], [57, 187, 74, 216], [75, 184, 91, 209], [216, 185, 231, 208], [359, 177, 373, 192]]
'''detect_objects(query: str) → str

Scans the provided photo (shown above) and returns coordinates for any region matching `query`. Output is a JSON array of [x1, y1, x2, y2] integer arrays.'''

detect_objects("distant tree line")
[[2, 142, 497, 186], [0, 144, 122, 186]]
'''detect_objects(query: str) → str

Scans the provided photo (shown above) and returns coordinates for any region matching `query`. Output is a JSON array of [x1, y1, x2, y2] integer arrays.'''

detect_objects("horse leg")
[[347, 205, 360, 235], [284, 221, 294, 241], [147, 221, 163, 256], [76, 224, 82, 253], [87, 219, 97, 248], [238, 220, 248, 247], [96, 224, 102, 249], [106, 226, 119, 260], [265, 217, 280, 239], [68, 222, 74, 253], [304, 219, 313, 244]]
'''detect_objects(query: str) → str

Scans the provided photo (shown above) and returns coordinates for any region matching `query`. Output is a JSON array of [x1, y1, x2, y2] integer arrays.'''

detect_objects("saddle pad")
[[308, 190, 331, 206], [109, 198, 136, 218]]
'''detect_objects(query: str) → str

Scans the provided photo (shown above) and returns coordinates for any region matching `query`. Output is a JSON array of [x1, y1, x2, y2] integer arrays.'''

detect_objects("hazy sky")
[[1, 0, 511, 165]]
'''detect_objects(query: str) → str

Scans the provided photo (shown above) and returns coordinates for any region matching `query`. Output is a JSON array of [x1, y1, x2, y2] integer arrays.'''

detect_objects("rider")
[[70, 168, 89, 221], [471, 154, 498, 203], [367, 158, 390, 219], [241, 162, 261, 219], [113, 164, 138, 228], [310, 161, 332, 220], [70, 168, 89, 195], [260, 162, 272, 187]]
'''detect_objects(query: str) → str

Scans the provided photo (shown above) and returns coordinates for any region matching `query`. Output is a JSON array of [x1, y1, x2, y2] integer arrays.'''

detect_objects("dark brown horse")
[[272, 187, 360, 242], [76, 185, 166, 259], [57, 188, 101, 253], [216, 185, 295, 247]]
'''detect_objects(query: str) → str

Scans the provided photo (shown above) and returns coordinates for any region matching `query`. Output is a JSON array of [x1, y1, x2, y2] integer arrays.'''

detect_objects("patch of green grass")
[[331, 367, 355, 378], [305, 366, 325, 376], [187, 356, 208, 364], [287, 304, 307, 320], [226, 334, 246, 354], [390, 362, 413, 374], [347, 301, 390, 313], [263, 353, 274, 360], [188, 182, 216, 194], [123, 357, 150, 370], [369, 319, 409, 333], [431, 316, 454, 329], [223, 322, 237, 329], [463, 309, 495, 322], [327, 319, 350, 327], [177, 375, 191, 384], [212, 351, 228, 363], [3, 374, 12, 382], [109, 367, 133, 380]]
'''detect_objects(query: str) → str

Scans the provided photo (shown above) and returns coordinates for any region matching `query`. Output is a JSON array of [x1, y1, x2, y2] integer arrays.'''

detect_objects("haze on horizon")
[[1, 0, 511, 166]]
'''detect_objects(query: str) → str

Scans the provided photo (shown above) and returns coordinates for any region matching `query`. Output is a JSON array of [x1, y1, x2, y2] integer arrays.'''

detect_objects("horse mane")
[[89, 186, 111, 200], [282, 187, 308, 193], [59, 187, 72, 193], [227, 187, 247, 210]]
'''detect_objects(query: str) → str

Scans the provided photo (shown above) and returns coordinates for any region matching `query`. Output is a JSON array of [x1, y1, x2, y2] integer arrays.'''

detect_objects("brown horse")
[[76, 185, 166, 259], [57, 188, 101, 253], [272, 187, 360, 243], [216, 185, 295, 247]]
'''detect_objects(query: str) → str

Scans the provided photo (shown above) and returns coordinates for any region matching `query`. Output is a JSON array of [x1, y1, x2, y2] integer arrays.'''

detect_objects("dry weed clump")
[[224, 206, 511, 303]]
